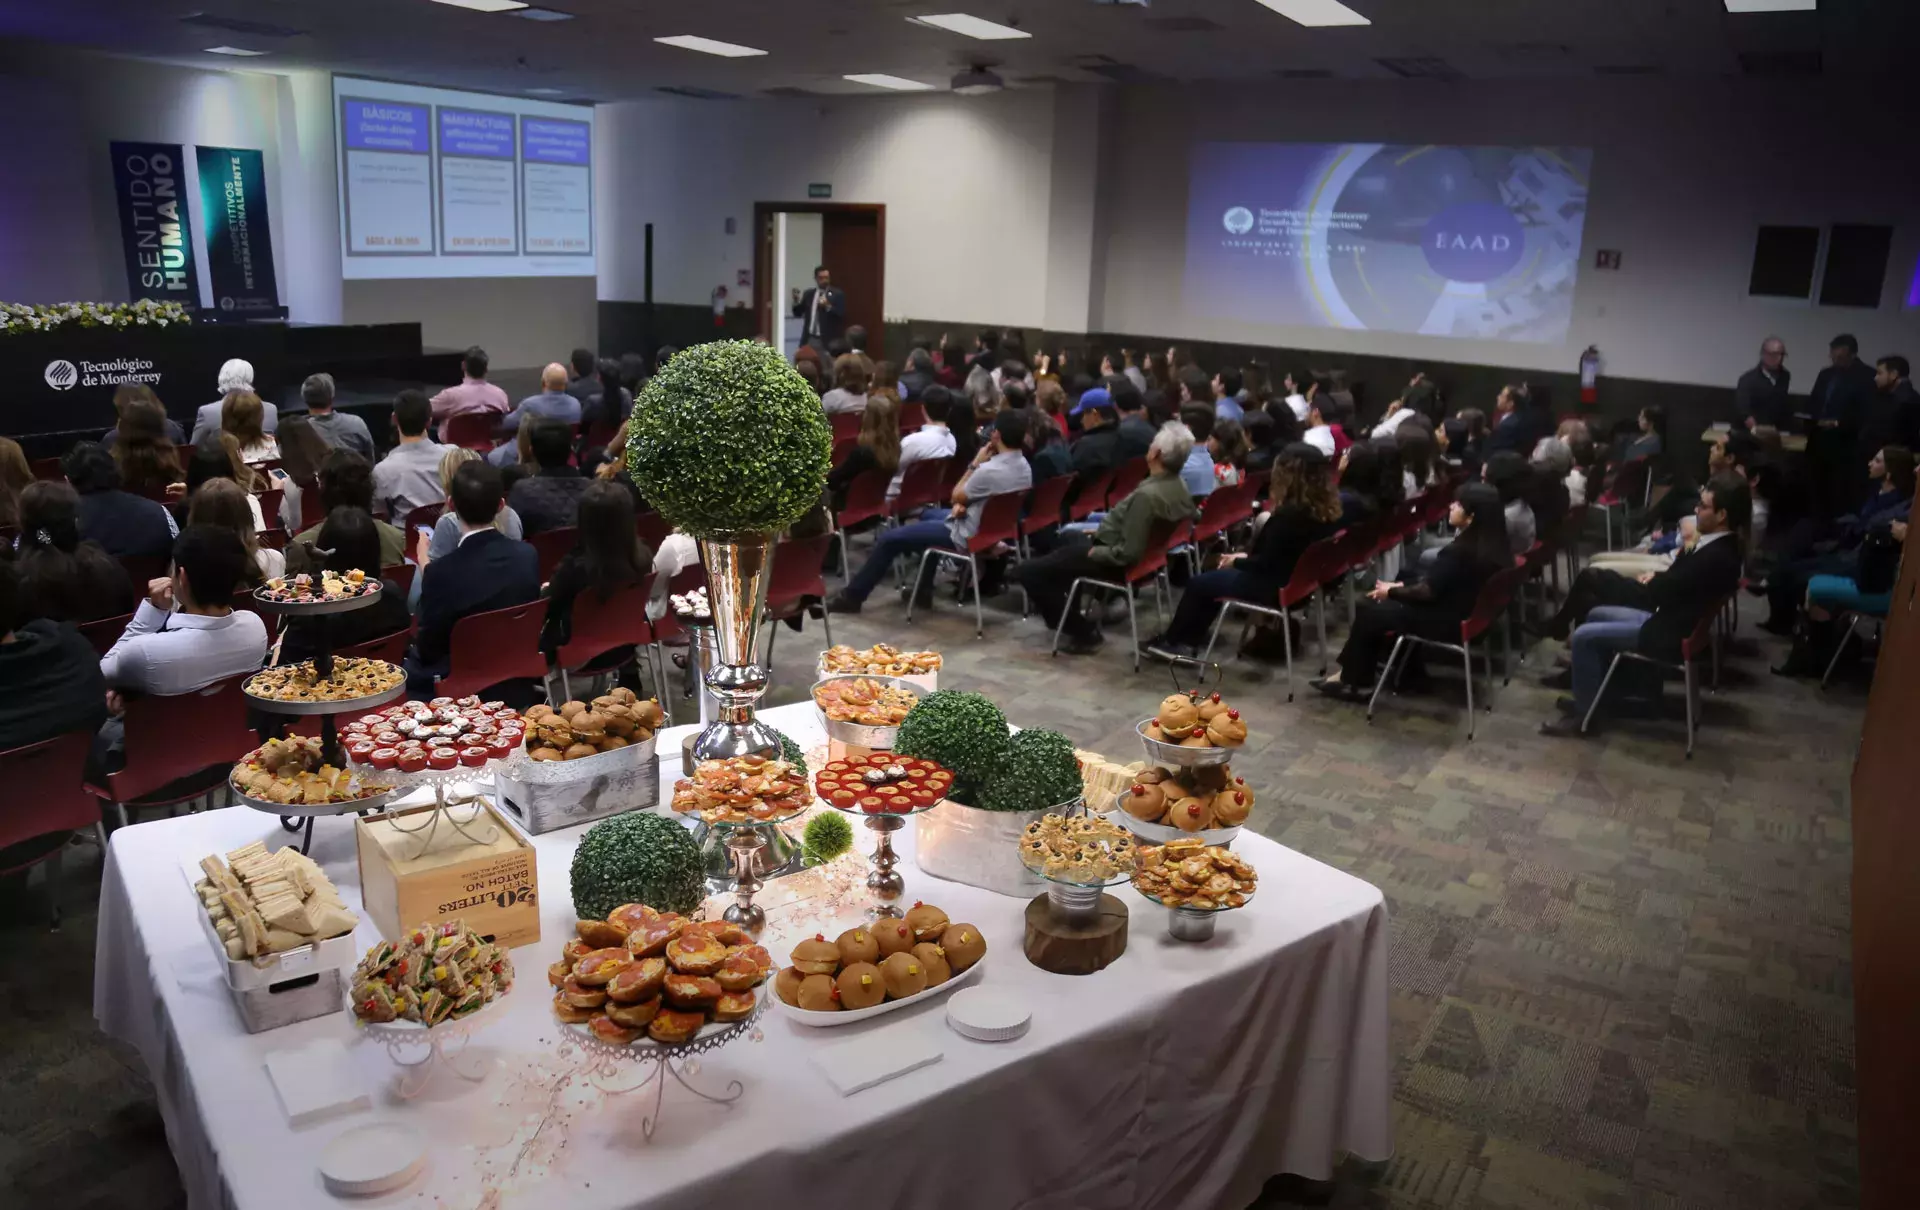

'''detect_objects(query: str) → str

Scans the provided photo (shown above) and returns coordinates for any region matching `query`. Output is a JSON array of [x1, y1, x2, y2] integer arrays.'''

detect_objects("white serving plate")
[[319, 1122, 427, 1196], [781, 950, 987, 1028]]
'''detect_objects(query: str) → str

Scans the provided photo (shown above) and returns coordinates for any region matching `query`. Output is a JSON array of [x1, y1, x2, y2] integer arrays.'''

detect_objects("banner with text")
[[196, 146, 281, 315], [110, 141, 201, 306]]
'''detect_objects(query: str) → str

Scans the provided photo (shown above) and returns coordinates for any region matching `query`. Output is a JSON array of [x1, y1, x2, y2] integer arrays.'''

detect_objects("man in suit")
[[791, 265, 846, 357], [1860, 355, 1920, 475], [1483, 384, 1528, 455], [1807, 333, 1878, 514], [190, 358, 277, 446], [1540, 472, 1750, 738], [407, 460, 540, 696], [1736, 336, 1792, 431]]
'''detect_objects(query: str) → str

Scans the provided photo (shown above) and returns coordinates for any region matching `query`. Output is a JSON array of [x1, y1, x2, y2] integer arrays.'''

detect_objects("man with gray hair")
[[1012, 421, 1200, 654], [191, 357, 276, 445], [300, 372, 373, 459], [1736, 336, 1791, 430]]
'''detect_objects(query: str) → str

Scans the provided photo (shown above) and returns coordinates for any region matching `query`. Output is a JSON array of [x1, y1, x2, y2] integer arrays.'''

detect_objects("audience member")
[[1807, 334, 1876, 513], [1624, 405, 1666, 461], [498, 363, 583, 451], [1280, 372, 1312, 422], [270, 413, 333, 530], [1302, 393, 1339, 458], [1034, 379, 1071, 437], [12, 481, 136, 623], [1397, 423, 1438, 494], [1025, 404, 1072, 481], [539, 480, 655, 658], [191, 359, 276, 445], [1761, 444, 1913, 634], [100, 383, 185, 450], [421, 446, 524, 569], [1209, 419, 1249, 487], [1069, 388, 1124, 487], [1528, 438, 1576, 535], [1737, 337, 1793, 430], [287, 449, 410, 572], [1312, 482, 1509, 700], [1178, 405, 1218, 498], [0, 559, 108, 767], [110, 393, 183, 498], [1370, 392, 1422, 438], [827, 410, 1032, 613], [822, 355, 871, 416], [1485, 385, 1528, 454], [891, 385, 959, 499], [1211, 366, 1244, 423], [1012, 422, 1200, 654], [964, 362, 1000, 426], [565, 347, 600, 405], [410, 460, 540, 694], [935, 338, 969, 389], [221, 390, 280, 464], [871, 360, 901, 404], [172, 436, 267, 537], [64, 443, 177, 560], [299, 373, 374, 459], [507, 418, 590, 536], [1146, 443, 1342, 658], [1112, 380, 1155, 458], [277, 508, 412, 665], [1484, 450, 1538, 554], [582, 358, 633, 440], [898, 348, 936, 401], [188, 478, 281, 586], [1336, 440, 1388, 526], [100, 524, 269, 699], [0, 436, 28, 530], [373, 390, 449, 521], [792, 355, 824, 397], [1441, 408, 1488, 477], [1243, 411, 1282, 479], [826, 394, 901, 511], [1861, 355, 1920, 477], [430, 346, 511, 441]]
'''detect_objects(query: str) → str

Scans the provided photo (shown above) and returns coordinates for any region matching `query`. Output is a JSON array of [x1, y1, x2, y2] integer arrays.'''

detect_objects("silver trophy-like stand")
[[690, 535, 784, 764]]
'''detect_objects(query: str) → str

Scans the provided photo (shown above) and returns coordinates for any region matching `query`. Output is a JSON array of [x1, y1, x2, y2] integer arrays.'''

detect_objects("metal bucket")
[[913, 796, 1081, 899]]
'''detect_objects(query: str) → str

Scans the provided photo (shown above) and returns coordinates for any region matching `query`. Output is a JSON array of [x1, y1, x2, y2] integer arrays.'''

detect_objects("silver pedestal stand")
[[559, 996, 767, 1141]]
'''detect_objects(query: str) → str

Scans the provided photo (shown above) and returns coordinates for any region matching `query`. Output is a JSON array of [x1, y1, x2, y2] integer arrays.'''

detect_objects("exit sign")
[[807, 183, 832, 199]]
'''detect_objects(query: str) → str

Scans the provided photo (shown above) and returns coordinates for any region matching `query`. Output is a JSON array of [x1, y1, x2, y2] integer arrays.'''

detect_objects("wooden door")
[[821, 209, 884, 360]]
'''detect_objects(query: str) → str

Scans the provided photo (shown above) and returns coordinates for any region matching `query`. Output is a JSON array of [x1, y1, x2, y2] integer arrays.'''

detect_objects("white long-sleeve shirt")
[[889, 424, 957, 498], [99, 600, 268, 696]]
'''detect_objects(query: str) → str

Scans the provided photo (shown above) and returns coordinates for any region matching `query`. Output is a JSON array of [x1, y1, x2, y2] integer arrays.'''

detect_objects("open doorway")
[[753, 203, 885, 362]]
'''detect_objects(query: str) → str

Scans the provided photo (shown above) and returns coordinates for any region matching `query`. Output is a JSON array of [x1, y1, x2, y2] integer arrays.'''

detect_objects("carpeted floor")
[[0, 570, 1864, 1209]]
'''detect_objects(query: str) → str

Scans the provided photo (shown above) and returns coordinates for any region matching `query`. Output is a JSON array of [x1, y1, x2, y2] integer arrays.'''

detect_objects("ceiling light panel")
[[910, 13, 1032, 40], [1724, 0, 1816, 10], [428, 0, 531, 12], [1251, 0, 1371, 28], [654, 34, 768, 57], [203, 46, 266, 56], [844, 74, 937, 91]]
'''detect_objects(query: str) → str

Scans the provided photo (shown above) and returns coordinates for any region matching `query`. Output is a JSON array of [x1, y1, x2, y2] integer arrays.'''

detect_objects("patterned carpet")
[[0, 568, 1864, 1209]]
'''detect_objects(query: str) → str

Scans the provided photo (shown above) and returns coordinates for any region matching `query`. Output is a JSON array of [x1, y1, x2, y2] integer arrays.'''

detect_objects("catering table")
[[95, 702, 1393, 1210]]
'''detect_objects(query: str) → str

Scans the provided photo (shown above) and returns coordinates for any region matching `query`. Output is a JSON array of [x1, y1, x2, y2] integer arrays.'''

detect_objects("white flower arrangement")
[[1, 299, 192, 335]]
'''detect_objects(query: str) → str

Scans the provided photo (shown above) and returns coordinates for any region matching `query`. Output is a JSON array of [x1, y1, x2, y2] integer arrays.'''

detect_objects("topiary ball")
[[894, 690, 1008, 802], [771, 726, 808, 770], [628, 339, 831, 539], [801, 811, 855, 865], [570, 812, 706, 920], [976, 728, 1084, 813]]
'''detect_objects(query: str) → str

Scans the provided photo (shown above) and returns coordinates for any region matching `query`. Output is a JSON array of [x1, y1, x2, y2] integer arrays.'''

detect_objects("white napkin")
[[265, 1039, 370, 1127], [810, 1029, 944, 1096]]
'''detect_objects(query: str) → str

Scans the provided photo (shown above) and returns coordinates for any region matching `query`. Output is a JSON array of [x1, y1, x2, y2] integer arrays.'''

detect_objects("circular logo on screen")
[[219, 296, 235, 312], [1222, 206, 1255, 235], [1422, 202, 1526, 283], [44, 360, 78, 391]]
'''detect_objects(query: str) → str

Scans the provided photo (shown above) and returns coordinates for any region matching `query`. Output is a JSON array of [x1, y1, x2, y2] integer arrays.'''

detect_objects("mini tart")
[[791, 936, 842, 975], [836, 962, 886, 1009], [572, 947, 633, 987], [665, 933, 727, 975], [736, 944, 773, 976], [563, 938, 594, 963], [663, 973, 722, 1008], [904, 902, 949, 942], [879, 951, 928, 1000], [713, 989, 757, 1022], [576, 918, 630, 949], [796, 973, 840, 1012], [941, 924, 985, 973], [605, 957, 667, 1003], [588, 1015, 643, 1046], [1157, 693, 1200, 732], [607, 903, 659, 935], [835, 927, 880, 967], [873, 918, 915, 958], [606, 996, 662, 1029], [624, 915, 685, 958], [715, 953, 764, 992], [647, 1008, 706, 1044], [547, 961, 572, 988], [911, 942, 952, 987], [552, 995, 599, 1024], [560, 976, 609, 1009], [773, 966, 806, 1007], [708, 922, 754, 948]]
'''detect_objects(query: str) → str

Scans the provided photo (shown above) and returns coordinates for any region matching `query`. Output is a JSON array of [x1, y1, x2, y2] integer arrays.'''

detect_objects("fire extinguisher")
[[711, 285, 728, 327], [1579, 345, 1601, 408]]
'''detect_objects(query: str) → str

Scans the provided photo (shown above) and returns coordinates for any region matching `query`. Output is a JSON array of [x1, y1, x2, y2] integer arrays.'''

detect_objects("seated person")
[[373, 390, 449, 523], [539, 480, 655, 660], [1312, 483, 1510, 700], [506, 418, 592, 537], [1026, 405, 1072, 482], [99, 383, 186, 450], [191, 359, 277, 446], [1113, 380, 1156, 459], [299, 372, 374, 459], [169, 436, 267, 532], [1761, 444, 1913, 634], [1527, 439, 1574, 536], [1145, 443, 1342, 659], [13, 481, 137, 623], [0, 559, 109, 753], [1775, 515, 1908, 677], [888, 385, 959, 499], [428, 346, 510, 443], [1069, 388, 1124, 477], [826, 394, 901, 511], [276, 508, 414, 666], [1012, 421, 1201, 654], [64, 442, 178, 561], [1486, 451, 1537, 554], [1209, 419, 1248, 488], [407, 461, 540, 696], [827, 410, 1033, 613], [414, 447, 526, 606], [494, 361, 583, 451], [1539, 474, 1749, 737], [285, 449, 411, 573], [1178, 405, 1217, 499], [188, 478, 283, 586]]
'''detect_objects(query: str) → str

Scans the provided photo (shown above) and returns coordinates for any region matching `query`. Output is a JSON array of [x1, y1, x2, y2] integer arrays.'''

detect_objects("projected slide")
[[334, 76, 593, 279], [1183, 143, 1592, 344]]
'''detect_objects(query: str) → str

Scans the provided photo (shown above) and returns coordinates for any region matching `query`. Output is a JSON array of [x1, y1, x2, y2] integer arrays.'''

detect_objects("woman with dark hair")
[[12, 481, 136, 623], [540, 479, 655, 659], [270, 413, 333, 531], [826, 394, 902, 510], [0, 436, 30, 531], [276, 507, 413, 664], [792, 356, 824, 397], [1243, 411, 1282, 479], [113, 394, 183, 498], [1143, 350, 1173, 395], [582, 358, 633, 439], [1025, 403, 1072, 481], [188, 477, 281, 584], [1147, 443, 1344, 658], [100, 383, 185, 449], [173, 435, 266, 530], [1626, 405, 1666, 461], [1482, 450, 1538, 554], [1209, 418, 1250, 487], [1314, 482, 1511, 699], [935, 338, 968, 390], [1441, 407, 1488, 478], [1397, 424, 1438, 494], [1336, 440, 1388, 525], [1262, 396, 1304, 447]]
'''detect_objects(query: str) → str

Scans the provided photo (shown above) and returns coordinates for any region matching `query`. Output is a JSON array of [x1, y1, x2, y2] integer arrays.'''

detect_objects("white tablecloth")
[[95, 702, 1392, 1210]]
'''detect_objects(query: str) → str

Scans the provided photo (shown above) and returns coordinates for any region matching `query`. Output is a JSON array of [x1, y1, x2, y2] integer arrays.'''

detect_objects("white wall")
[[1097, 78, 1920, 388]]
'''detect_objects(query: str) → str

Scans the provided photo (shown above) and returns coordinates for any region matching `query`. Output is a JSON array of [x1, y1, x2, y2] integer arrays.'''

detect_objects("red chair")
[[381, 562, 416, 600], [86, 678, 261, 826], [899, 402, 927, 433], [905, 492, 1025, 638], [554, 575, 659, 702], [337, 625, 414, 664], [829, 413, 862, 442], [297, 480, 325, 532], [444, 412, 500, 451], [831, 435, 858, 467], [635, 511, 673, 551], [1018, 474, 1075, 559], [761, 533, 837, 672], [831, 468, 894, 581], [434, 600, 550, 701], [1105, 457, 1149, 508], [31, 456, 65, 482], [889, 457, 950, 523], [118, 554, 171, 592], [1065, 467, 1117, 525], [257, 527, 288, 551], [1184, 477, 1261, 567], [79, 612, 133, 657], [1197, 532, 1353, 701], [581, 420, 621, 451], [1366, 564, 1527, 740], [939, 458, 966, 494], [405, 502, 446, 534], [1578, 591, 1733, 756], [531, 527, 576, 583], [256, 488, 285, 528], [1592, 457, 1652, 550], [1049, 517, 1192, 672], [0, 731, 102, 928]]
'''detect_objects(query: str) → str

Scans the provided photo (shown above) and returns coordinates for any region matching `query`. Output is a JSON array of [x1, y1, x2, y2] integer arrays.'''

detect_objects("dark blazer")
[[1070, 426, 1124, 477], [1484, 410, 1527, 455], [1808, 360, 1877, 436], [1637, 532, 1742, 660], [1856, 382, 1920, 468], [792, 286, 846, 345], [413, 530, 540, 668], [0, 620, 109, 753], [76, 490, 176, 561], [1389, 540, 1491, 623], [1735, 364, 1792, 429], [1241, 504, 1338, 585], [1116, 416, 1156, 461]]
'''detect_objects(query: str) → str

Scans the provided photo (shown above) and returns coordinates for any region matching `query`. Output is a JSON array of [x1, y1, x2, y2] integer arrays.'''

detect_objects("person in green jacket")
[[1013, 420, 1200, 653]]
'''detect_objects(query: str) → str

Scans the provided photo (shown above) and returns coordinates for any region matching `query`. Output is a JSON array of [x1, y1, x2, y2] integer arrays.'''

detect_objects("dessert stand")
[[810, 696, 948, 919], [238, 584, 402, 855], [358, 765, 520, 862], [1022, 865, 1131, 975], [1136, 887, 1256, 943], [705, 806, 807, 933], [557, 993, 769, 1141], [361, 1010, 500, 1098]]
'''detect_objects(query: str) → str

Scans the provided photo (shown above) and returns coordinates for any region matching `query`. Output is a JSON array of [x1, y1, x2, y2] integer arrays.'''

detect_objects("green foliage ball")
[[772, 727, 807, 770], [894, 690, 1008, 803], [627, 339, 831, 538], [977, 728, 1084, 813], [569, 811, 706, 920], [801, 811, 855, 865]]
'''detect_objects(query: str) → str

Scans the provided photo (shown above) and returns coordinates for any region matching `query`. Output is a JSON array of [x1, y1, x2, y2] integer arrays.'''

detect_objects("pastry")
[[1195, 691, 1230, 722], [349, 920, 512, 1026], [563, 938, 594, 963], [904, 902, 950, 942], [625, 914, 685, 958], [671, 754, 810, 825], [1144, 719, 1168, 742], [646, 1008, 705, 1044], [576, 918, 629, 949], [257, 570, 376, 605], [1157, 693, 1200, 732], [606, 996, 663, 1028], [1176, 726, 1213, 748], [572, 947, 632, 987], [940, 924, 985, 973], [606, 957, 667, 1003], [1123, 779, 1168, 821], [872, 918, 915, 957], [1206, 710, 1247, 747], [552, 995, 599, 1024], [1211, 787, 1252, 827], [713, 989, 758, 1022], [666, 932, 727, 975], [812, 676, 920, 727], [814, 753, 954, 814], [773, 965, 805, 1007], [715, 952, 765, 992], [1020, 812, 1134, 882], [911, 942, 952, 987], [835, 927, 880, 967], [607, 903, 658, 935], [736, 944, 774, 978], [791, 935, 841, 975], [796, 973, 840, 1012], [1132, 838, 1257, 909], [821, 644, 942, 676], [547, 961, 572, 988], [835, 962, 886, 1009], [560, 976, 609, 1009], [663, 973, 722, 1009], [1170, 796, 1214, 831], [879, 951, 928, 999]]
